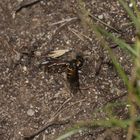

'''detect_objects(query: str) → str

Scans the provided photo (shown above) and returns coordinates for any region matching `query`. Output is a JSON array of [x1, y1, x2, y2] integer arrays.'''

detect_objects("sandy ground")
[[0, 0, 135, 140]]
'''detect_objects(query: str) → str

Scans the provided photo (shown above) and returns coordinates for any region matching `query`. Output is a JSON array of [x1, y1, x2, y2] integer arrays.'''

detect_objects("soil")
[[0, 0, 135, 140]]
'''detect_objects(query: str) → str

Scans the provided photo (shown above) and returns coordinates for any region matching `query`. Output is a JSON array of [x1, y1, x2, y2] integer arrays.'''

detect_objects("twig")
[[68, 27, 93, 42], [49, 17, 78, 26], [13, 0, 43, 18], [77, 31, 92, 42], [24, 97, 72, 140], [24, 119, 70, 140], [15, 0, 42, 13], [23, 97, 85, 140], [89, 14, 121, 34], [52, 97, 72, 119], [105, 92, 127, 105], [68, 27, 84, 41], [24, 98, 72, 139], [57, 98, 86, 116]]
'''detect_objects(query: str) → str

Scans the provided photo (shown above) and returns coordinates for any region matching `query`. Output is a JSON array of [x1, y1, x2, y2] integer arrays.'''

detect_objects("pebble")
[[27, 109, 35, 116], [23, 66, 27, 72], [98, 14, 103, 19], [35, 51, 41, 56]]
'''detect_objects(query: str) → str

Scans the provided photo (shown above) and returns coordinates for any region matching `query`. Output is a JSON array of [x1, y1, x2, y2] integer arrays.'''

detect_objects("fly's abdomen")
[[67, 60, 80, 94]]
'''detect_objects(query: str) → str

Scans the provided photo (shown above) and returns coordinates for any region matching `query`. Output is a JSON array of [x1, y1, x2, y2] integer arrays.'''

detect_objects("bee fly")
[[40, 54, 84, 94]]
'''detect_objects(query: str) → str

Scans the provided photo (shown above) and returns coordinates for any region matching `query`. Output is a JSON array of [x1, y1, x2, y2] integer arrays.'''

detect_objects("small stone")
[[35, 51, 41, 56], [23, 66, 27, 72], [27, 109, 35, 116], [25, 80, 29, 83], [15, 53, 21, 61], [1, 84, 4, 88], [66, 40, 71, 44], [98, 14, 103, 19]]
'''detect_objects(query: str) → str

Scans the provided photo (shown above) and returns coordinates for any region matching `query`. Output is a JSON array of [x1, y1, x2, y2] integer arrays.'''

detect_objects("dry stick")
[[52, 97, 72, 119], [104, 92, 127, 105], [24, 98, 85, 140], [89, 14, 121, 34], [15, 0, 43, 13], [54, 98, 86, 118], [24, 97, 72, 140], [12, 0, 43, 18], [68, 27, 93, 43], [68, 27, 84, 41], [49, 17, 78, 26], [24, 120, 70, 140], [76, 30, 92, 42], [24, 98, 72, 140]]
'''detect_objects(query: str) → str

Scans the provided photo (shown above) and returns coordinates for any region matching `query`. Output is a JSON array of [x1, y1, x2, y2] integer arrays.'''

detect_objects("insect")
[[40, 54, 84, 94]]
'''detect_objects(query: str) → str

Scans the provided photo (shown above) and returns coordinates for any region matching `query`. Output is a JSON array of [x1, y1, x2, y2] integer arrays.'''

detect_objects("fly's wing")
[[47, 49, 70, 58], [40, 58, 68, 74]]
